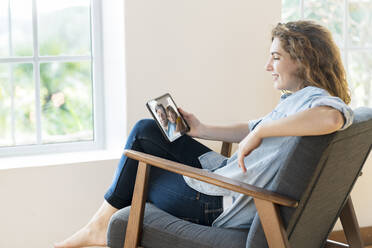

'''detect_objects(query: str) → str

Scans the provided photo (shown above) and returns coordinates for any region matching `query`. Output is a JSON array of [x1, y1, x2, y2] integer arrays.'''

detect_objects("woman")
[[54, 20, 353, 247], [154, 103, 175, 138], [166, 105, 187, 134]]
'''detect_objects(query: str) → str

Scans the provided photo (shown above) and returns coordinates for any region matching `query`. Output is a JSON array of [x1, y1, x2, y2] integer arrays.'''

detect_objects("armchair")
[[107, 107, 372, 248]]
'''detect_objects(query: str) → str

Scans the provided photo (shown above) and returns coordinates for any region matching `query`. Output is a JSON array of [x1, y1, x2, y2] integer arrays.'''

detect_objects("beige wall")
[[125, 0, 281, 149], [0, 160, 118, 248], [0, 1, 371, 247]]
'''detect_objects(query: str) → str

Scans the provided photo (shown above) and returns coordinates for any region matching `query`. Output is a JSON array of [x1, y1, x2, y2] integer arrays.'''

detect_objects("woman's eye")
[[273, 57, 280, 60]]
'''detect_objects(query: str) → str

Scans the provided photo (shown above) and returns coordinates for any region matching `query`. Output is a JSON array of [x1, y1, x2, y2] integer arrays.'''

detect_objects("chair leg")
[[339, 196, 364, 248], [221, 142, 233, 157], [254, 198, 291, 248], [123, 162, 151, 248]]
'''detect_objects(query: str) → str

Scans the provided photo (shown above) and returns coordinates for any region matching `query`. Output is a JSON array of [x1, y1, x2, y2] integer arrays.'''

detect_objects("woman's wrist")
[[253, 125, 267, 139], [197, 123, 208, 139]]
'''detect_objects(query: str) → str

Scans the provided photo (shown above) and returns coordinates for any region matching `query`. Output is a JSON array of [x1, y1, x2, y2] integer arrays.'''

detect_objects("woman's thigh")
[[148, 168, 223, 226]]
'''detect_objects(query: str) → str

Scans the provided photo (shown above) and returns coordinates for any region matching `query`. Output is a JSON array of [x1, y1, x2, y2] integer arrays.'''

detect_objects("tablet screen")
[[146, 93, 189, 142]]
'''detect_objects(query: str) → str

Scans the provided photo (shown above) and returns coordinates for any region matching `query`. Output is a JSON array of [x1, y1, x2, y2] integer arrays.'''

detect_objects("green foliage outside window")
[[40, 61, 92, 143], [0, 2, 93, 146]]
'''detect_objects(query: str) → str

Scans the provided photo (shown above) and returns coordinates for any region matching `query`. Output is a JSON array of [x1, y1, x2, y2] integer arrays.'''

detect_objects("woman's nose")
[[265, 58, 273, 71]]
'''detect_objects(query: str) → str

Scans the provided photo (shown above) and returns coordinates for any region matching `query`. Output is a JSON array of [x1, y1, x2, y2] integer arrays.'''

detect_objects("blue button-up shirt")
[[183, 86, 354, 229], [167, 122, 177, 138]]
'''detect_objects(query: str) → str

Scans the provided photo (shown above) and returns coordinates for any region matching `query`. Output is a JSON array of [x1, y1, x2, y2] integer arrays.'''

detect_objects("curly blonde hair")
[[272, 21, 351, 104]]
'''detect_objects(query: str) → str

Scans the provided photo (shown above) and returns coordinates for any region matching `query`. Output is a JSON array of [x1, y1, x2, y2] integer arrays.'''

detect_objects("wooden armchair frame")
[[122, 142, 364, 248]]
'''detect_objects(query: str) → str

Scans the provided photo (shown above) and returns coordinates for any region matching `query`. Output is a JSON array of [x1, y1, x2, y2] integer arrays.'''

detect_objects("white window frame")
[[282, 0, 372, 108], [0, 0, 105, 157]]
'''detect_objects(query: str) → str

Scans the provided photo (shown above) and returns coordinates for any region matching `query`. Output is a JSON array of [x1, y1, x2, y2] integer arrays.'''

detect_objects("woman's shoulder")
[[296, 86, 330, 98], [302, 86, 329, 95], [276, 86, 332, 114], [280, 86, 329, 103]]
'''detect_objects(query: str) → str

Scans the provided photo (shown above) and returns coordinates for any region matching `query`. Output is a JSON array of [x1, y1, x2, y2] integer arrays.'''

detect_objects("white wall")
[[0, 159, 118, 247], [0, 1, 371, 247], [125, 0, 281, 151]]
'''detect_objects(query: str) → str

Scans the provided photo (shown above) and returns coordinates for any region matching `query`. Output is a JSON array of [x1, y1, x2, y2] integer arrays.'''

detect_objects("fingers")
[[238, 152, 247, 173], [178, 107, 191, 121], [178, 107, 191, 123], [178, 107, 188, 116]]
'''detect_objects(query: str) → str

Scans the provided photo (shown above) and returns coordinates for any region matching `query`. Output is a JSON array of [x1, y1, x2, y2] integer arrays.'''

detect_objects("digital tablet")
[[146, 93, 190, 142]]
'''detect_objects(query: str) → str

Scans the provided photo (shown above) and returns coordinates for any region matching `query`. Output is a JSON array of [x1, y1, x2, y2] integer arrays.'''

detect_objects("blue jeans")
[[104, 119, 223, 226]]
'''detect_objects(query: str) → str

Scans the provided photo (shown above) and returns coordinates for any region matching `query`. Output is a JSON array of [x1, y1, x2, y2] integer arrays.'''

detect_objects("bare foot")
[[54, 201, 117, 248], [53, 220, 107, 248]]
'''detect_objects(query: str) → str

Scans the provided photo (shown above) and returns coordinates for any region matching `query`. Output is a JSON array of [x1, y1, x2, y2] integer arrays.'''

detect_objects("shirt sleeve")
[[248, 118, 263, 132], [310, 95, 354, 131], [183, 174, 235, 196]]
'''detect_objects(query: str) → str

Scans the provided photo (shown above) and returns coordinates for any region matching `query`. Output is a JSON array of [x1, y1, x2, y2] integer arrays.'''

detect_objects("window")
[[282, 0, 372, 108], [0, 0, 103, 156]]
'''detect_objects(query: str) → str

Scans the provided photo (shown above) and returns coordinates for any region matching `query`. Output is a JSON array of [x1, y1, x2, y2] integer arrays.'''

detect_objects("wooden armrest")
[[124, 149, 298, 208]]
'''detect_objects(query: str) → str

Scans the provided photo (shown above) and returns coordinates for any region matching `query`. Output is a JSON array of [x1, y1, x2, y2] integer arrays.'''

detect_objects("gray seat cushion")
[[107, 203, 248, 248]]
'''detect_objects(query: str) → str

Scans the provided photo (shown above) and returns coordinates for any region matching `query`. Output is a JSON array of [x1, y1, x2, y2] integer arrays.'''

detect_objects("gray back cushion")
[[246, 107, 372, 248]]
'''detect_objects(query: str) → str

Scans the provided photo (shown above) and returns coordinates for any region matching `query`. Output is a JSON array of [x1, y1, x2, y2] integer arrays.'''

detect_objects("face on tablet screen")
[[147, 94, 188, 142]]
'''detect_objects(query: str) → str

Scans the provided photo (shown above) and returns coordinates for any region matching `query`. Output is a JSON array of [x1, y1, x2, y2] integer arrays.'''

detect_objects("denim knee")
[[131, 119, 159, 138], [125, 119, 164, 150]]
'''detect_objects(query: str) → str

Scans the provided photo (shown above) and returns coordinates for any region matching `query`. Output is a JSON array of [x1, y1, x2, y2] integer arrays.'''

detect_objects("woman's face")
[[265, 37, 303, 92], [167, 110, 177, 123]]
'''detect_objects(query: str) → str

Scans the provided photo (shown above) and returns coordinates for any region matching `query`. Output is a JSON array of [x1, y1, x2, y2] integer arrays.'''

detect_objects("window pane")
[[40, 61, 93, 144], [0, 1, 9, 57], [38, 0, 91, 56], [304, 0, 344, 48], [348, 0, 372, 47], [0, 64, 12, 146], [11, 0, 34, 56], [13, 63, 36, 145], [348, 51, 372, 108], [0, 64, 36, 146], [282, 0, 301, 21]]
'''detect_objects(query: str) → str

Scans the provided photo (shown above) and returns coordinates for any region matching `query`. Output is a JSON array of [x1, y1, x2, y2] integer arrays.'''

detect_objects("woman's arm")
[[238, 106, 345, 172], [199, 123, 250, 143], [178, 108, 250, 143], [258, 106, 344, 137]]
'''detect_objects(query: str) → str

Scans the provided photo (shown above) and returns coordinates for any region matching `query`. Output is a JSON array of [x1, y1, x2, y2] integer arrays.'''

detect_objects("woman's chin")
[[273, 81, 282, 90]]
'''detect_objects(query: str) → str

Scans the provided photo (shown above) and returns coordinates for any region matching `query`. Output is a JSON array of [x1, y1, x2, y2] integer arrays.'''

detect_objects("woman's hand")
[[178, 107, 205, 138], [238, 129, 263, 173]]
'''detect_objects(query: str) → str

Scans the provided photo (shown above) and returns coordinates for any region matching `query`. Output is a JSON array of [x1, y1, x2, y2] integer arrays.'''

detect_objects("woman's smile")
[[272, 73, 279, 81]]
